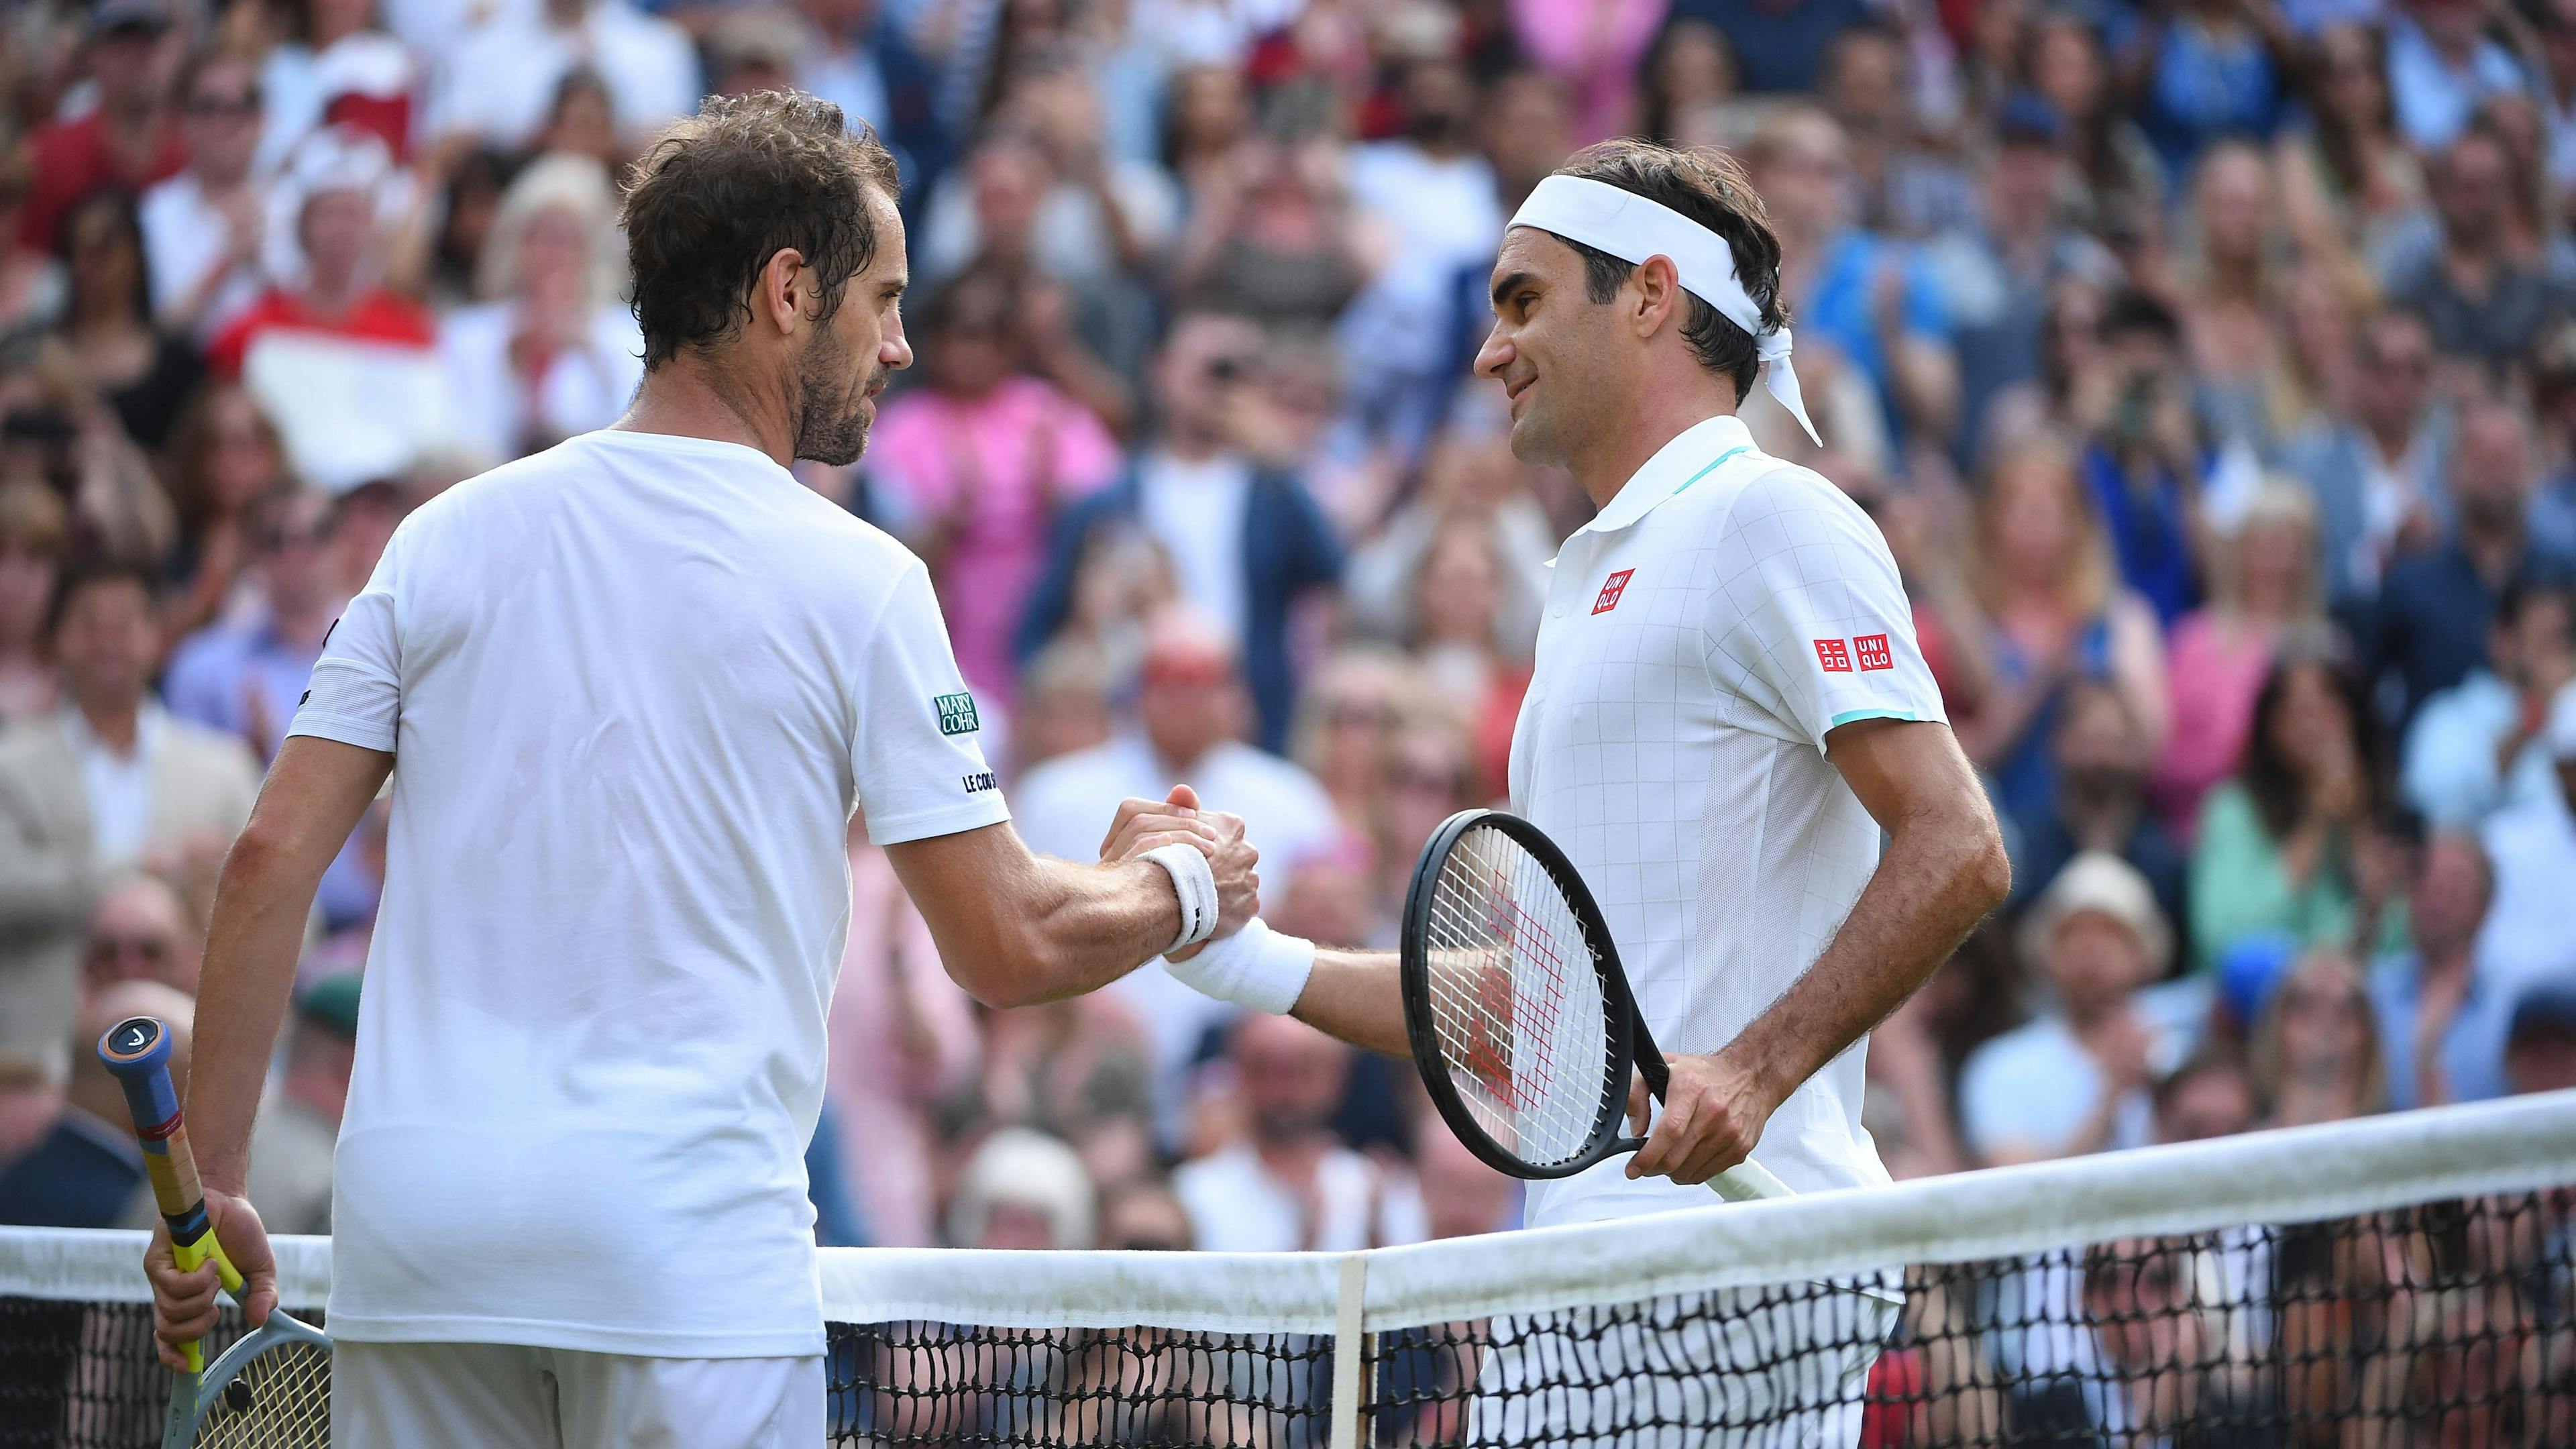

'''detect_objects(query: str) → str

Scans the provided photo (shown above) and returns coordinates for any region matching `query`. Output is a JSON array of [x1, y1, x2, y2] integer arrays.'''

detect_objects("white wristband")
[[1142, 843, 1219, 953], [1162, 918, 1316, 1016]]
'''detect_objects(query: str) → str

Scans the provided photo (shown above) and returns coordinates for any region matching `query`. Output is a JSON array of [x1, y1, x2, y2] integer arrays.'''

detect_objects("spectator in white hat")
[[1960, 852, 2207, 1165], [947, 1128, 1098, 1250]]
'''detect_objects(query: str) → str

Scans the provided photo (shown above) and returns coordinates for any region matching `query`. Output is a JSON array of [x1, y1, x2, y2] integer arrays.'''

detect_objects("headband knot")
[[1507, 174, 1821, 447]]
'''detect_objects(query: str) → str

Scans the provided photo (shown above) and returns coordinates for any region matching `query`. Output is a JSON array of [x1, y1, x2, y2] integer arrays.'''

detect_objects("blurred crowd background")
[[1, 0, 2575, 1302]]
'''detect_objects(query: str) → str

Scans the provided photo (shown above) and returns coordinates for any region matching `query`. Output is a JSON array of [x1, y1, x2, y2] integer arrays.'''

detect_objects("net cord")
[[8, 1092, 2574, 1337]]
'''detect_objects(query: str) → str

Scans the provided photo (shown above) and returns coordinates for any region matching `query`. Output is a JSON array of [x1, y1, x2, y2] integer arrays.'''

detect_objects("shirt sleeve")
[[285, 521, 410, 755], [1703, 465, 1948, 753], [852, 561, 1013, 846]]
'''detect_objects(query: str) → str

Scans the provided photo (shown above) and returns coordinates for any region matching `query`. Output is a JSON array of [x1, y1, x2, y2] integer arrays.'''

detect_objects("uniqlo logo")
[[1814, 639, 1853, 673], [1592, 569, 1635, 614], [1854, 633, 1894, 672]]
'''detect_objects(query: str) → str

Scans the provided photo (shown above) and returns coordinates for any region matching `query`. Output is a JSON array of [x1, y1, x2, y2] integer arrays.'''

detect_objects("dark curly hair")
[[620, 91, 901, 370], [1545, 139, 1787, 404]]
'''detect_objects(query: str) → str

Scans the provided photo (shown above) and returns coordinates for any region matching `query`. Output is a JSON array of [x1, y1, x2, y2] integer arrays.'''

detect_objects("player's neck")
[[1568, 388, 1740, 511], [619, 357, 798, 468]]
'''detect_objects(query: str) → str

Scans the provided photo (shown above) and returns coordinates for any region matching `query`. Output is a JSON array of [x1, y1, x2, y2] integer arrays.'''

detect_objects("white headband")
[[1507, 174, 1820, 446]]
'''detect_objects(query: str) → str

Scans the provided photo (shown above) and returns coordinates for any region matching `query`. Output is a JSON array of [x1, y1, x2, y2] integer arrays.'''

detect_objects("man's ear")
[[1631, 254, 1683, 339], [755, 247, 810, 338]]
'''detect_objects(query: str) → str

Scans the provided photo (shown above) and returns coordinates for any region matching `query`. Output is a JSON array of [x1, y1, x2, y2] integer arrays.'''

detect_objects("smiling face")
[[1474, 227, 1636, 470]]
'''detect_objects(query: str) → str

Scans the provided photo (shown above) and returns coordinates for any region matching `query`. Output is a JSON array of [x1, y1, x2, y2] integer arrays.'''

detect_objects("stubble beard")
[[793, 328, 878, 468]]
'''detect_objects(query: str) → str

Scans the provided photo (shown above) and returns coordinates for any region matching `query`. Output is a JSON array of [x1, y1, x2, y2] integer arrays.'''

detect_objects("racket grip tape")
[[96, 1016, 244, 1371]]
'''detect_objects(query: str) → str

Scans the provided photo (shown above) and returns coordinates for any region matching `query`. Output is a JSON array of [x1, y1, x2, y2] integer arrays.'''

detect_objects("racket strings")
[[1421, 824, 1613, 1169], [196, 1338, 329, 1448]]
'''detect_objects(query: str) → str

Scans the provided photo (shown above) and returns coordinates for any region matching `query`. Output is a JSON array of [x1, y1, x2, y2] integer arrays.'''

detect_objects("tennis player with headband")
[[1108, 140, 2012, 1442]]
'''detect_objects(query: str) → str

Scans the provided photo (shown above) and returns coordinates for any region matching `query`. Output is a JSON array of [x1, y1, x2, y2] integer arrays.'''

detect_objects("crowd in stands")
[[0, 0, 2572, 1323]]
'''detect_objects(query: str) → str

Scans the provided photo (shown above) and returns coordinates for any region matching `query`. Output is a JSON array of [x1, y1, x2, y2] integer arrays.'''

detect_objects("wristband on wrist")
[[1140, 843, 1219, 953], [1161, 918, 1317, 1016]]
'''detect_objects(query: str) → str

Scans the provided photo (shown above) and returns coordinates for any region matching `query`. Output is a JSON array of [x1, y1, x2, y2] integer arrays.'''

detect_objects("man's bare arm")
[[1628, 718, 2010, 1185], [884, 818, 1258, 1009], [1287, 949, 1408, 1056], [191, 737, 393, 1191]]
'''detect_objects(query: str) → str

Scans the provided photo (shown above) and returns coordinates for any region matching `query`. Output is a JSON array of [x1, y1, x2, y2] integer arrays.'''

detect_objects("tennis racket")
[[98, 1016, 331, 1449], [1400, 809, 1791, 1203]]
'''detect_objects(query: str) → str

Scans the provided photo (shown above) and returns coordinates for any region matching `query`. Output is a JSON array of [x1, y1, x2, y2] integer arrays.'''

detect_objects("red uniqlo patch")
[[1854, 633, 1893, 672], [1592, 569, 1635, 614], [1815, 638, 1853, 672]]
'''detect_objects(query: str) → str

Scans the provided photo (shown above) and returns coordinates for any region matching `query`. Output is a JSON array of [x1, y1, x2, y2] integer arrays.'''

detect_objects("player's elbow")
[[946, 932, 1065, 1010], [1960, 818, 2012, 914]]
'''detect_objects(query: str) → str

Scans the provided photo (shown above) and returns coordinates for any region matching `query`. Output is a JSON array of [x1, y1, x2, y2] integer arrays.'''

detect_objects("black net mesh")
[[6, 1193, 2574, 1448]]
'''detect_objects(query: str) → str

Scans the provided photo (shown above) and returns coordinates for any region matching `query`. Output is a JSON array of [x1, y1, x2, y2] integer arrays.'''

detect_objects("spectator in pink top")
[[2152, 482, 2326, 838], [1507, 0, 1670, 146], [821, 820, 979, 1248], [871, 271, 1122, 707]]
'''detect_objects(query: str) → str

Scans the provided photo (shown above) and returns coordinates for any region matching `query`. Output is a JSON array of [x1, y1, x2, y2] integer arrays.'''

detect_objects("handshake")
[[1098, 784, 1316, 1014]]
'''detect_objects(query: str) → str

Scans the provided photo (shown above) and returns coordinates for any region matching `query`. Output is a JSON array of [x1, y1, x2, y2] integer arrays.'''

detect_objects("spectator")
[[0, 1054, 60, 1180], [1012, 639, 1119, 773], [873, 270, 1123, 706], [207, 126, 441, 492], [2188, 650, 2398, 973], [80, 871, 198, 998], [2282, 309, 2454, 610], [2503, 983, 2576, 1093], [919, 80, 1178, 292], [53, 189, 201, 453], [1099, 1179, 1195, 1251], [1403, 515, 1534, 757], [1507, 0, 1662, 148], [2402, 581, 2576, 826], [160, 382, 292, 641], [1928, 95, 2121, 471], [1960, 853, 2200, 1166], [0, 482, 65, 724], [164, 489, 344, 761], [2280, 24, 2424, 260], [437, 154, 643, 468], [1747, 107, 1958, 444], [244, 974, 360, 1236], [2125, 0, 2293, 184], [1170, 138, 1374, 331], [0, 145, 66, 360], [1021, 313, 1344, 749], [2017, 680, 2191, 942], [793, 0, 949, 187], [1680, 0, 1871, 97], [2386, 124, 2571, 372], [2023, 13, 2161, 235], [433, 0, 702, 157], [2387, 0, 2532, 152], [1174, 1012, 1428, 1251], [2076, 291, 2202, 625], [256, 0, 413, 174], [823, 824, 979, 1248], [2369, 398, 2575, 727], [19, 0, 185, 254], [2371, 830, 2514, 1110], [1287, 645, 1410, 841], [2173, 140, 2295, 452], [947, 1128, 1097, 1250], [2249, 948, 2387, 1126], [1633, 17, 1741, 150], [1823, 21, 1974, 239], [140, 49, 270, 344], [2151, 484, 2326, 836], [1949, 438, 2169, 843], [2151, 1047, 2260, 1144], [2478, 680, 2576, 981], [0, 977, 189, 1228]]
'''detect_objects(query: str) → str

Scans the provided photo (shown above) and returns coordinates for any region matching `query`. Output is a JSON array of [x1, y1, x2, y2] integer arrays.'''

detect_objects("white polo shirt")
[[1510, 415, 1945, 1229], [286, 429, 1010, 1357]]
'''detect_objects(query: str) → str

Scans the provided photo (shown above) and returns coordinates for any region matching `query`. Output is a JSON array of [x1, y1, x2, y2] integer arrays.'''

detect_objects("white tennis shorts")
[[333, 1340, 824, 1448], [1470, 1283, 1900, 1449]]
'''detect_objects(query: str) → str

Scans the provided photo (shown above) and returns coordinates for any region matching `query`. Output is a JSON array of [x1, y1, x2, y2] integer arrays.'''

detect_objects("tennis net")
[[7, 1091, 2575, 1447]]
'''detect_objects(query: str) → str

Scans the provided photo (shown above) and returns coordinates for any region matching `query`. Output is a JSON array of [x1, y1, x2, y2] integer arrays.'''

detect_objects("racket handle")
[[96, 1016, 244, 1373], [1707, 1160, 1793, 1202]]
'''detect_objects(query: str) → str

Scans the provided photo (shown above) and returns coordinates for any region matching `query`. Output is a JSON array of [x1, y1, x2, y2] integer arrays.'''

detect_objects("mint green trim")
[[1829, 708, 1925, 729], [1672, 446, 1749, 496]]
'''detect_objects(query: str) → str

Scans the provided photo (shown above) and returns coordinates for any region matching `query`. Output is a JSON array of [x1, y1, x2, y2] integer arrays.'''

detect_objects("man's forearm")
[[1727, 815, 2007, 1110], [1290, 947, 1408, 1056], [1009, 855, 1194, 1006], [190, 839, 336, 1193]]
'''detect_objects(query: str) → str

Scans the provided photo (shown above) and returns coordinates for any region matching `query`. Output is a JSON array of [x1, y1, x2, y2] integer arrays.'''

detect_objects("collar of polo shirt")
[[1572, 415, 1759, 541]]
